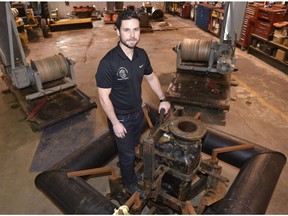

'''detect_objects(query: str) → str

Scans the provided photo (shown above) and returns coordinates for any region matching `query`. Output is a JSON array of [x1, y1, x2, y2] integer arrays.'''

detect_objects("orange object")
[[26, 96, 48, 121]]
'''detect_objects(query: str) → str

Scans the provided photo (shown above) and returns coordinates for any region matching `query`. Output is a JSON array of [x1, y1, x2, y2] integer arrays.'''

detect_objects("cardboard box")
[[275, 49, 286, 61], [273, 35, 284, 44]]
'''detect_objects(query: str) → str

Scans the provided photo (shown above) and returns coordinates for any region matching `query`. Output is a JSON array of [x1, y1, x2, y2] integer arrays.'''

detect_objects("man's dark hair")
[[115, 10, 140, 30]]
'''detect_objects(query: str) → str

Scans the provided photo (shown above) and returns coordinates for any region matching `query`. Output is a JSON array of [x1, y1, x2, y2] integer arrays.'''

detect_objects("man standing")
[[96, 10, 170, 195]]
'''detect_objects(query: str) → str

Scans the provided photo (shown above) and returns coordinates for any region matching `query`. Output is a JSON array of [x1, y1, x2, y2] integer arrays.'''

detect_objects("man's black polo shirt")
[[96, 43, 153, 115]]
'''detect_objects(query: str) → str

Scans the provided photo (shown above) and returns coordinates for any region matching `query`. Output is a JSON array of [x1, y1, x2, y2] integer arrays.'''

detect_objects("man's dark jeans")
[[108, 109, 143, 188]]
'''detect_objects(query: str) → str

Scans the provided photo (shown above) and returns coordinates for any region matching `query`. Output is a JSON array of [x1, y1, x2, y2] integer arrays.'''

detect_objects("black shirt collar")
[[116, 41, 138, 61]]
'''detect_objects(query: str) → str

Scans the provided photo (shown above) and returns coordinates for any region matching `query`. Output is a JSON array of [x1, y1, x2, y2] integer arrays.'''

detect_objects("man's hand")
[[113, 122, 127, 138], [159, 101, 171, 114]]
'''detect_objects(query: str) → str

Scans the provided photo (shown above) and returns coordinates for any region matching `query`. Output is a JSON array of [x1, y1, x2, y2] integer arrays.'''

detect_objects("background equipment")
[[10, 7, 28, 47], [166, 2, 237, 111], [11, 2, 49, 38], [0, 2, 96, 131]]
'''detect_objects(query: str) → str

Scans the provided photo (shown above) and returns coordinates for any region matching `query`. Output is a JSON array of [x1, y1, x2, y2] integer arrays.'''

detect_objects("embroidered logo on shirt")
[[139, 64, 144, 68], [117, 67, 129, 80]]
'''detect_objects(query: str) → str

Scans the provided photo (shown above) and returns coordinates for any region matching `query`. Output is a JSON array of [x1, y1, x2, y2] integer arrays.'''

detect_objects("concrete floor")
[[0, 14, 287, 214]]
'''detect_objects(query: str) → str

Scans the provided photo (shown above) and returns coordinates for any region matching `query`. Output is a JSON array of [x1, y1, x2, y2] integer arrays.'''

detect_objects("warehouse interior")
[[0, 1, 288, 214]]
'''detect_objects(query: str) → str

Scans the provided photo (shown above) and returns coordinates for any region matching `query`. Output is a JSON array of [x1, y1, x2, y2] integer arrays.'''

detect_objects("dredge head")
[[152, 116, 206, 200]]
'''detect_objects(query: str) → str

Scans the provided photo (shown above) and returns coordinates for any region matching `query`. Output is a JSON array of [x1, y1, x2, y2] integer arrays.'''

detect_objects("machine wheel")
[[41, 18, 49, 38], [41, 2, 50, 19]]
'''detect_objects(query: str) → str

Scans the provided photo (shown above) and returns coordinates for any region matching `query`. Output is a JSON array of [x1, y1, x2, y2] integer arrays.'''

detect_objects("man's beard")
[[120, 37, 139, 49]]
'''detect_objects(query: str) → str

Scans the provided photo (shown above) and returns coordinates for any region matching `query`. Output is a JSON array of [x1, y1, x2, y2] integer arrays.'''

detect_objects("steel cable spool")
[[31, 54, 70, 83], [181, 39, 212, 62]]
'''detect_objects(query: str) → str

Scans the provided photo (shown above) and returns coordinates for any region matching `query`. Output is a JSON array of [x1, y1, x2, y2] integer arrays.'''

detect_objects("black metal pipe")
[[35, 115, 151, 214], [202, 126, 274, 168], [35, 129, 118, 214], [50, 129, 117, 172], [35, 170, 117, 214], [201, 126, 286, 214], [205, 152, 286, 214]]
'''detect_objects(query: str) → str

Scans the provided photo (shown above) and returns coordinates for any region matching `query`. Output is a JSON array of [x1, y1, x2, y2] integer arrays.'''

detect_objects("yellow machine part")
[[15, 17, 28, 47], [49, 18, 93, 31], [19, 30, 28, 47], [50, 18, 92, 27], [26, 8, 36, 24], [15, 17, 24, 27]]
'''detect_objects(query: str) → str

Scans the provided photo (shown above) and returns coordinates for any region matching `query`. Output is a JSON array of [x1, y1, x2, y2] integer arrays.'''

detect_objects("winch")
[[0, 2, 96, 130], [5, 53, 76, 100], [174, 38, 235, 74], [166, 3, 237, 110]]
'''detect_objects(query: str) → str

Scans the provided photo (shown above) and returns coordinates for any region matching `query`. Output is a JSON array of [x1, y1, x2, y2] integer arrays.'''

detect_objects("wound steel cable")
[[181, 39, 212, 62], [31, 53, 69, 83]]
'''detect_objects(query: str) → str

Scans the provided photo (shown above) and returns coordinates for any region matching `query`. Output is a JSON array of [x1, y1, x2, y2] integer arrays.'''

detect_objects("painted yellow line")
[[232, 74, 288, 122]]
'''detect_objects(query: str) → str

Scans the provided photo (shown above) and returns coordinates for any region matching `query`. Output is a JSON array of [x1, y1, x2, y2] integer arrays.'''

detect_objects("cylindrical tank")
[[151, 7, 164, 19]]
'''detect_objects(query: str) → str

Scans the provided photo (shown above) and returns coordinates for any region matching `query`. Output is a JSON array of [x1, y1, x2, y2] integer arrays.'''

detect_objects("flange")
[[168, 116, 206, 141]]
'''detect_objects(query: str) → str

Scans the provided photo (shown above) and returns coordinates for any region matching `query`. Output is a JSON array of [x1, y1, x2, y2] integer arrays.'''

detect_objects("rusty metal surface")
[[166, 70, 231, 110], [168, 116, 206, 141], [138, 110, 233, 212], [72, 6, 95, 18], [2, 74, 96, 131]]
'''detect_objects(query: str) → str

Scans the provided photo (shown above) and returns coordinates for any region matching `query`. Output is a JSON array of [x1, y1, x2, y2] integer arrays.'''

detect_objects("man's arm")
[[144, 72, 171, 113], [97, 87, 127, 138]]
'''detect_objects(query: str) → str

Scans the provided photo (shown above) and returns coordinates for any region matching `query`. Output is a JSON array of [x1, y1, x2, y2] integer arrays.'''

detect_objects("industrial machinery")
[[132, 108, 225, 214], [166, 2, 236, 110], [0, 2, 96, 131], [11, 2, 49, 38], [11, 2, 93, 35], [174, 38, 235, 74], [32, 2, 285, 213], [70, 5, 98, 19], [141, 2, 165, 21], [35, 104, 286, 214], [48, 17, 93, 32]]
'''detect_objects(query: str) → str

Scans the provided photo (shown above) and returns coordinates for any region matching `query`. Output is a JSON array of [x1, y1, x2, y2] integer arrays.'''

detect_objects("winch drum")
[[30, 53, 70, 84], [181, 39, 213, 62]]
